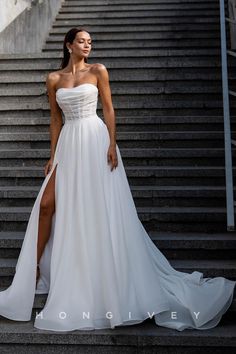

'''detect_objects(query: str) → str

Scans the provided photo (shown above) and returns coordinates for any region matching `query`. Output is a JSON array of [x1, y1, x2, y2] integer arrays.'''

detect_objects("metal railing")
[[219, 0, 236, 231]]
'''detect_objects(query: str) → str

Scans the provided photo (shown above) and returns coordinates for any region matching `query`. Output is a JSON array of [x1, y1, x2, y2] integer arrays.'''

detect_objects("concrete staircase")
[[0, 0, 236, 352]]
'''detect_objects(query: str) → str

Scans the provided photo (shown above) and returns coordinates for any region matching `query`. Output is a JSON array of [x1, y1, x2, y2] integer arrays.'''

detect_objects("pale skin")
[[36, 30, 118, 284]]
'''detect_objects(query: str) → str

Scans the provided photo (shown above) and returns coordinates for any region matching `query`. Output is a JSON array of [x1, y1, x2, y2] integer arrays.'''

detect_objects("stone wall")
[[0, 0, 28, 32], [0, 0, 64, 53]]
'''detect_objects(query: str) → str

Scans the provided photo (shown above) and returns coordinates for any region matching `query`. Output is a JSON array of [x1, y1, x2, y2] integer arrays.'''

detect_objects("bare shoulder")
[[90, 63, 109, 86], [46, 69, 63, 90], [90, 63, 107, 74]]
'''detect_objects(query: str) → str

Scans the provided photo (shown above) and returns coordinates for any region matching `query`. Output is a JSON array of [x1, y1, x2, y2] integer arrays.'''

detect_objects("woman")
[[0, 28, 235, 332], [36, 27, 118, 285]]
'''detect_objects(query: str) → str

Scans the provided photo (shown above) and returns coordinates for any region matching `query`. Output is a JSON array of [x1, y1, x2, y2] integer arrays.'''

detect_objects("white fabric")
[[0, 83, 235, 332]]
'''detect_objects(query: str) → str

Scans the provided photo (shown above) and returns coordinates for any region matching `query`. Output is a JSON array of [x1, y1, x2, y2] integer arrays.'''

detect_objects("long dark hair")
[[60, 27, 89, 69]]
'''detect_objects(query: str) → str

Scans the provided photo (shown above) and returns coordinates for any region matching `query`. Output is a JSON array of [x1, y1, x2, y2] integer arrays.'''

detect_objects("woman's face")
[[68, 31, 92, 60]]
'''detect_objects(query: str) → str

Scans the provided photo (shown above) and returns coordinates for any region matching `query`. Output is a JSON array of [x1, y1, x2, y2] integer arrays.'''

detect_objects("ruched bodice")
[[56, 83, 98, 121]]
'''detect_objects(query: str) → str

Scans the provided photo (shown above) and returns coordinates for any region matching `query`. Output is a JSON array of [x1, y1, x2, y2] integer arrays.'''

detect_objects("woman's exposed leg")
[[36, 164, 58, 283]]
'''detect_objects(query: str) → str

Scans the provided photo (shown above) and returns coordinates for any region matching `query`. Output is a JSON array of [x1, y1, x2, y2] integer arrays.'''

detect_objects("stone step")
[[51, 17, 221, 28], [0, 131, 231, 149], [0, 115, 233, 130], [0, 130, 230, 139], [2, 140, 217, 151], [0, 315, 235, 353], [46, 32, 222, 42], [49, 23, 222, 34], [0, 118, 234, 136], [0, 206, 234, 232], [43, 38, 221, 51], [0, 68, 226, 82], [1, 124, 231, 134], [65, 0, 220, 4], [0, 107, 232, 118], [0, 110, 232, 125], [0, 90, 231, 104], [0, 48, 222, 58], [0, 83, 229, 97], [55, 9, 220, 18], [149, 231, 236, 260], [0, 258, 235, 284], [59, 3, 221, 11], [0, 120, 232, 137], [0, 81, 226, 97], [2, 57, 235, 70], [0, 74, 226, 85], [0, 165, 233, 187], [0, 99, 233, 116], [0, 185, 232, 208], [0, 114, 232, 123], [0, 148, 234, 167], [0, 109, 232, 118], [1, 231, 236, 260]]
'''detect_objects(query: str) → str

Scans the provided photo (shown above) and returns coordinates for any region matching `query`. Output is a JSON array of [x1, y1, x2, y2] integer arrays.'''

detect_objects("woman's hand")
[[107, 144, 118, 171], [44, 157, 54, 176]]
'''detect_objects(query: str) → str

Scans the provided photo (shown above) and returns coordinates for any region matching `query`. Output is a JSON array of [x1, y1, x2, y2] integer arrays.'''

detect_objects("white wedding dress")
[[0, 83, 235, 332]]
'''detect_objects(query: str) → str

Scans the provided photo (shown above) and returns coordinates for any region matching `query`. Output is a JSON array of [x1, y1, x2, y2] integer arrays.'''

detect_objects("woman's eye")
[[79, 41, 92, 44]]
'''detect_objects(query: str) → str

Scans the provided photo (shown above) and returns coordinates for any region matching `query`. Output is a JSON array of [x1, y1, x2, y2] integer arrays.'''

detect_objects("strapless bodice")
[[55, 83, 98, 122]]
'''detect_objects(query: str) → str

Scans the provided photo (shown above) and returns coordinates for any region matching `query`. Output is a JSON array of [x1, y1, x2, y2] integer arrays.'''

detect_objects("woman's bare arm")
[[46, 72, 63, 159], [96, 64, 117, 147], [95, 64, 118, 170]]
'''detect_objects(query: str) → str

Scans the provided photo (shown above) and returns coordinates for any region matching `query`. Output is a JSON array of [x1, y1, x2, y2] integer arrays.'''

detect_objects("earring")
[[68, 48, 72, 54]]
